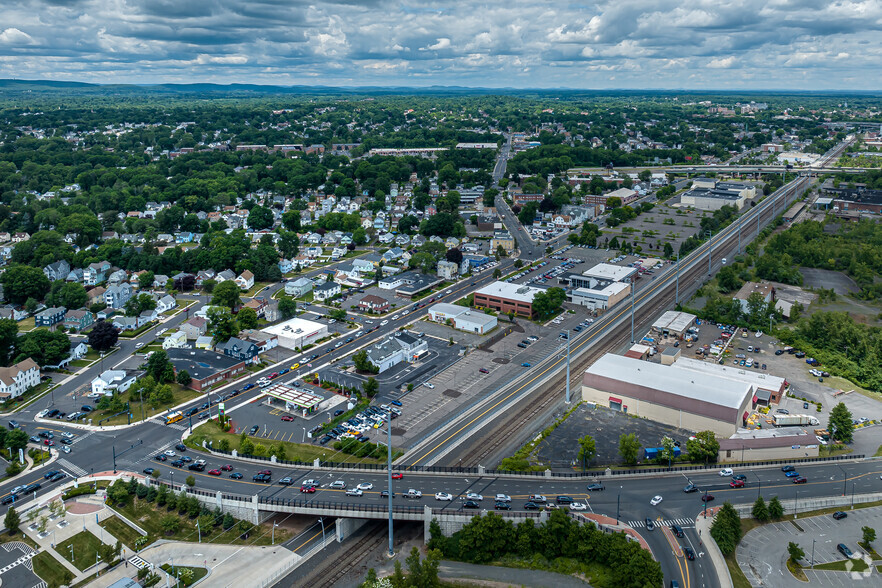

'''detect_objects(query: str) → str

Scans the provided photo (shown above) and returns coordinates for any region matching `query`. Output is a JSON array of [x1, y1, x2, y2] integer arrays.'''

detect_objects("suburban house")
[[284, 277, 313, 298], [437, 260, 459, 279], [237, 329, 279, 353], [43, 259, 71, 282], [357, 295, 391, 313], [64, 309, 94, 332], [35, 307, 65, 328], [217, 337, 260, 364], [0, 306, 27, 321], [195, 336, 214, 350], [0, 358, 40, 399], [91, 369, 137, 396], [236, 270, 255, 290], [139, 309, 158, 324], [313, 281, 341, 302], [104, 283, 133, 309], [112, 316, 139, 331], [153, 274, 169, 289], [195, 270, 216, 287], [84, 261, 112, 285], [278, 259, 293, 274], [162, 331, 188, 350], [216, 269, 236, 283], [179, 317, 208, 340], [242, 297, 267, 318], [156, 294, 177, 313]]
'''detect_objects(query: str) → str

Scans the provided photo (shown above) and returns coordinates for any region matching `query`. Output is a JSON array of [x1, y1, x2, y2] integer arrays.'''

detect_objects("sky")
[[0, 0, 879, 90]]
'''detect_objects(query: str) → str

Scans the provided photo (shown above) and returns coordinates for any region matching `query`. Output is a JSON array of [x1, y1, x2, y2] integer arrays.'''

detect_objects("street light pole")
[[387, 411, 394, 557], [630, 281, 635, 343], [565, 329, 571, 404], [318, 517, 325, 547], [675, 252, 680, 306], [811, 539, 815, 568], [616, 490, 621, 525]]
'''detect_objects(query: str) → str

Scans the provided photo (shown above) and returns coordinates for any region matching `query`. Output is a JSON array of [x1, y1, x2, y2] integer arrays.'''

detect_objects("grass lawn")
[[786, 559, 808, 580], [116, 495, 289, 546], [0, 530, 38, 547], [185, 420, 398, 464], [93, 383, 202, 426], [160, 564, 208, 586], [812, 558, 870, 572], [57, 530, 104, 571], [17, 316, 36, 331], [69, 359, 92, 368], [242, 282, 273, 297], [99, 515, 144, 549], [32, 550, 75, 588]]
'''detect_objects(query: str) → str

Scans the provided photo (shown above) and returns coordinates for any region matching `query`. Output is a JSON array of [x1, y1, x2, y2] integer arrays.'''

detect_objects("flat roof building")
[[674, 357, 786, 405], [570, 282, 630, 311], [166, 348, 246, 392], [582, 354, 755, 436], [428, 303, 498, 334], [582, 263, 638, 283], [651, 310, 697, 338], [263, 317, 328, 351], [473, 281, 545, 318]]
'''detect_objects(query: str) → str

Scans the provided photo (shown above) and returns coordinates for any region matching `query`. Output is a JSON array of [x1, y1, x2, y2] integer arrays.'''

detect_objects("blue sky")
[[0, 0, 879, 89]]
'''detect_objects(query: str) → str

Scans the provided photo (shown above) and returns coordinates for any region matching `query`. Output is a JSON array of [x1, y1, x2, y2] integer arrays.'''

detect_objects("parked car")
[[832, 511, 848, 520]]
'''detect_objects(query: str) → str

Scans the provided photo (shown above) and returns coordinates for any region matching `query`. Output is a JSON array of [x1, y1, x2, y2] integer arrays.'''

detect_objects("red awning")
[[752, 395, 758, 404], [743, 411, 749, 420], [609, 397, 622, 404]]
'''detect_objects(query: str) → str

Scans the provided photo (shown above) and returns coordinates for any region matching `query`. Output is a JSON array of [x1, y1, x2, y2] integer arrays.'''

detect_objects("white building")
[[365, 332, 429, 372], [581, 263, 638, 283], [91, 370, 137, 396], [437, 260, 459, 279], [162, 331, 187, 350], [262, 317, 329, 350], [0, 358, 40, 399], [428, 303, 497, 334], [569, 282, 630, 310]]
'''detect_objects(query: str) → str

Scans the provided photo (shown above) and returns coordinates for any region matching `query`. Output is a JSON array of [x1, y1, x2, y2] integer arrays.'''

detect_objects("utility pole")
[[675, 252, 680, 305], [630, 281, 635, 343], [707, 230, 713, 275], [387, 410, 394, 558], [565, 329, 571, 403]]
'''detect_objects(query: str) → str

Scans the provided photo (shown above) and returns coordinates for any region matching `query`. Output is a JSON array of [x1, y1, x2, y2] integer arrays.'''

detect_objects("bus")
[[165, 411, 183, 425]]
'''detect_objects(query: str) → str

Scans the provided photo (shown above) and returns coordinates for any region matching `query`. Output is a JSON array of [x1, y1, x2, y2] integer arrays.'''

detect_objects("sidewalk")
[[693, 507, 733, 588]]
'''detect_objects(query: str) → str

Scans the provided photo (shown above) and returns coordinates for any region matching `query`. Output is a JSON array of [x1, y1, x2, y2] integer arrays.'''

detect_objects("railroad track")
[[448, 165, 836, 469], [301, 521, 386, 588]]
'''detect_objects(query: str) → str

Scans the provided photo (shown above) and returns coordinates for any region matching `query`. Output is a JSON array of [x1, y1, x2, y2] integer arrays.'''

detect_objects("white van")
[[721, 258, 727, 265]]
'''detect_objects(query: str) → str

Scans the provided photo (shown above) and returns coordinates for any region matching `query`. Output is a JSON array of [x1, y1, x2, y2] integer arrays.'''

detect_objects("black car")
[[524, 502, 540, 510], [732, 474, 747, 481], [175, 444, 187, 452], [556, 496, 574, 504], [684, 483, 699, 493], [184, 407, 198, 417], [43, 470, 60, 479], [586, 483, 604, 491], [171, 460, 184, 468], [645, 518, 654, 531], [199, 403, 209, 410], [230, 472, 243, 479], [671, 524, 684, 537], [380, 490, 394, 498], [81, 405, 93, 412], [495, 501, 511, 510], [333, 409, 344, 417], [463, 500, 480, 509], [782, 465, 795, 472], [46, 409, 59, 418], [837, 543, 853, 558], [253, 473, 271, 483], [832, 511, 848, 520], [180, 456, 193, 463], [1, 494, 17, 505], [155, 454, 167, 461], [60, 438, 73, 445], [319, 436, 332, 445], [50, 472, 66, 482], [249, 425, 259, 435], [683, 546, 695, 560], [188, 462, 206, 472], [143, 468, 156, 475]]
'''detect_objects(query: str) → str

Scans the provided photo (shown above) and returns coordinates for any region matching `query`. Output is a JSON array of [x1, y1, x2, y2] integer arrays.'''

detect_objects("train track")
[[299, 521, 386, 588], [448, 165, 836, 469]]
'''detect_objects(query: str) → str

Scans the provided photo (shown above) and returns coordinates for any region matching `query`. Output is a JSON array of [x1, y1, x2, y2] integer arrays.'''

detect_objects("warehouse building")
[[428, 303, 498, 334], [581, 263, 638, 284], [680, 187, 745, 211], [262, 317, 328, 350], [718, 430, 818, 463], [582, 354, 754, 436], [569, 281, 630, 310], [673, 357, 786, 405], [651, 310, 696, 339]]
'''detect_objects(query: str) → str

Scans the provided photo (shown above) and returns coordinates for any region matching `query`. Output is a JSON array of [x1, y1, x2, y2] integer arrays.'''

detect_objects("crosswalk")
[[129, 555, 150, 570], [71, 429, 99, 444], [628, 517, 694, 529], [56, 458, 88, 478], [166, 423, 187, 431]]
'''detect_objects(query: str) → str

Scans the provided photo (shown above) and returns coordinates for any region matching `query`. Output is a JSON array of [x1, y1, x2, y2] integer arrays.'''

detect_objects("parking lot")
[[737, 506, 882, 587]]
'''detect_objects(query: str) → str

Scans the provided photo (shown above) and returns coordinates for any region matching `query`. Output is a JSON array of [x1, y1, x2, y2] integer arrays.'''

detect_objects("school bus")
[[165, 411, 184, 425]]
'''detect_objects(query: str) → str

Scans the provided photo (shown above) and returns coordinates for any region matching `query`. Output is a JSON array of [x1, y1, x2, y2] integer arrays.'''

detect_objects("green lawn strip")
[[185, 420, 397, 465], [786, 559, 808, 581], [812, 558, 870, 572], [94, 384, 202, 426], [69, 359, 92, 368], [725, 553, 752, 588], [32, 550, 76, 588], [859, 542, 882, 560], [18, 317, 36, 332], [99, 515, 144, 549], [116, 495, 288, 546], [0, 530, 38, 548], [56, 530, 104, 571], [160, 564, 208, 587]]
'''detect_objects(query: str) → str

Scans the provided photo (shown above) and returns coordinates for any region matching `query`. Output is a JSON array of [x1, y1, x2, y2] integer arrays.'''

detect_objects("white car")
[[569, 502, 587, 511], [135, 342, 144, 349], [356, 482, 373, 491], [157, 328, 167, 336], [62, 432, 75, 439], [164, 450, 176, 457], [87, 391, 103, 399], [495, 494, 511, 503], [465, 492, 483, 501], [36, 409, 49, 418], [719, 468, 733, 477], [380, 320, 389, 326], [62, 446, 71, 454], [346, 488, 363, 497], [435, 492, 453, 501], [392, 315, 399, 320], [755, 331, 763, 338], [650, 495, 663, 506], [424, 382, 435, 389]]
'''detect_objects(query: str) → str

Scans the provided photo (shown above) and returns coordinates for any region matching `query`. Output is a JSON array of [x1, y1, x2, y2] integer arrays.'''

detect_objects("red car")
[[280, 416, 294, 422], [258, 469, 272, 476], [208, 469, 221, 476], [268, 372, 278, 379], [479, 368, 489, 374], [730, 479, 745, 488], [793, 477, 807, 484], [701, 494, 715, 502], [300, 485, 316, 493], [220, 464, 234, 471], [391, 473, 403, 480], [44, 439, 54, 446]]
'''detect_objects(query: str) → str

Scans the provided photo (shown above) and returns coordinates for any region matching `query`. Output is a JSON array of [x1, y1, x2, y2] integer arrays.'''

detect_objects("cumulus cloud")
[[0, 0, 876, 88]]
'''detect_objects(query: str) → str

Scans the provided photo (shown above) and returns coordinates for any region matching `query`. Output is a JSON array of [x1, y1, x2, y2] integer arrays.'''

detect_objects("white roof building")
[[262, 317, 329, 350], [582, 263, 638, 283]]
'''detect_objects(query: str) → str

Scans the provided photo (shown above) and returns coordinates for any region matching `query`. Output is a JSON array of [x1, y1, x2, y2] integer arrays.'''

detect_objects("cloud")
[[0, 0, 876, 88]]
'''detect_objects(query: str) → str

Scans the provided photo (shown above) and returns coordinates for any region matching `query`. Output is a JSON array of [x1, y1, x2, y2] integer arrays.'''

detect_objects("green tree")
[[531, 287, 566, 319], [768, 496, 784, 519], [207, 306, 239, 343], [862, 526, 876, 546], [328, 308, 348, 321], [211, 281, 242, 309], [176, 370, 192, 387], [247, 205, 274, 230], [48, 281, 89, 310], [222, 513, 235, 530], [138, 271, 155, 291], [4, 507, 19, 534], [146, 350, 174, 383], [752, 496, 769, 521], [15, 329, 70, 366], [686, 431, 720, 464], [787, 541, 805, 564], [160, 515, 180, 535], [829, 402, 854, 443], [710, 502, 742, 555], [664, 241, 674, 258], [125, 292, 157, 317], [618, 433, 641, 466], [240, 438, 255, 455], [717, 266, 742, 292], [88, 320, 118, 352], [577, 435, 596, 471], [185, 475, 196, 487], [237, 306, 258, 329], [362, 377, 379, 398], [0, 319, 19, 366], [278, 296, 297, 319], [353, 350, 379, 374], [0, 265, 50, 305]]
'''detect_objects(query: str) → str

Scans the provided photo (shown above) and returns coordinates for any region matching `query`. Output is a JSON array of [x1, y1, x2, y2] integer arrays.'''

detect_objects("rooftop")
[[734, 281, 774, 301], [585, 353, 752, 410], [582, 263, 637, 282], [262, 316, 326, 338], [652, 310, 697, 333], [673, 357, 786, 392], [166, 348, 243, 380], [475, 281, 545, 304]]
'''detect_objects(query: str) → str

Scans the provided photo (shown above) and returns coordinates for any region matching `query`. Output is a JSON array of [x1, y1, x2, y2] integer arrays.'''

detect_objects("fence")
[[734, 491, 882, 518]]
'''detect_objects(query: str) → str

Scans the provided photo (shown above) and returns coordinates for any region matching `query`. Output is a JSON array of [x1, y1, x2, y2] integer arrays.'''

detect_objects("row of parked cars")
[[317, 402, 404, 445]]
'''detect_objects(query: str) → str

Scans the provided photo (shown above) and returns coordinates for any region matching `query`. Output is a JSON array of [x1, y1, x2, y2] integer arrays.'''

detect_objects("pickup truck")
[[404, 489, 422, 499]]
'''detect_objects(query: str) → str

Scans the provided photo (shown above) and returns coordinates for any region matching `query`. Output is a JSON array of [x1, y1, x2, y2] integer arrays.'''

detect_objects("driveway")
[[736, 506, 882, 587]]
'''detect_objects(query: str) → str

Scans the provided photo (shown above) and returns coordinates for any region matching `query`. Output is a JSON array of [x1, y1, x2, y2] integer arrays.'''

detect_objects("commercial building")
[[569, 282, 630, 311], [0, 358, 40, 399], [733, 281, 774, 312], [473, 281, 544, 318], [428, 303, 498, 334], [262, 317, 328, 350], [366, 332, 429, 373], [581, 263, 638, 284], [651, 310, 697, 339], [91, 369, 137, 396], [680, 187, 745, 211], [357, 295, 390, 313], [581, 354, 754, 436], [490, 231, 515, 254], [717, 430, 819, 463], [673, 357, 786, 405], [166, 348, 246, 392]]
